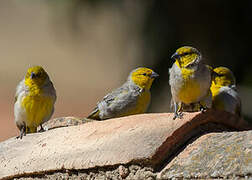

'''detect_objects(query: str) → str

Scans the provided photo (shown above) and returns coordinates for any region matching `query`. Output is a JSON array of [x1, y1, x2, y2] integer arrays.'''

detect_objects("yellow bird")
[[14, 66, 56, 138], [169, 46, 212, 119], [87, 67, 159, 120], [210, 66, 241, 116]]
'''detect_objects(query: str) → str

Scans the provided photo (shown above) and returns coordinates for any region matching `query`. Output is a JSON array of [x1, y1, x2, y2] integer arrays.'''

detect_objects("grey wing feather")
[[219, 86, 241, 116], [43, 80, 57, 102], [90, 83, 141, 120], [15, 79, 26, 103], [14, 79, 27, 130], [87, 87, 123, 119], [41, 80, 57, 124]]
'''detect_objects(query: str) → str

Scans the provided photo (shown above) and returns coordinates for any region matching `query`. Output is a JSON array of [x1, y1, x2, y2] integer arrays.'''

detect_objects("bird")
[[169, 46, 212, 119], [210, 66, 241, 116], [14, 66, 56, 139], [178, 65, 214, 113], [87, 67, 159, 120]]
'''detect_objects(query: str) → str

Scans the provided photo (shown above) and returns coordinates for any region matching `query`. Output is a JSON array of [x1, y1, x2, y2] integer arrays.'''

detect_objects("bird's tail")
[[87, 107, 101, 120]]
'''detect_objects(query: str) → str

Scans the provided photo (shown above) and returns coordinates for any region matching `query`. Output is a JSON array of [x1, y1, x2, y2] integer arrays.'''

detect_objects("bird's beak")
[[150, 71, 159, 78], [171, 52, 181, 61], [30, 72, 36, 79]]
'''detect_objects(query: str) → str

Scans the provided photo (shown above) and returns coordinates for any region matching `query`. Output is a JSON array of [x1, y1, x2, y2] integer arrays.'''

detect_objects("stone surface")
[[157, 130, 252, 179], [0, 110, 251, 179], [118, 165, 129, 179], [39, 117, 95, 131], [15, 165, 156, 180]]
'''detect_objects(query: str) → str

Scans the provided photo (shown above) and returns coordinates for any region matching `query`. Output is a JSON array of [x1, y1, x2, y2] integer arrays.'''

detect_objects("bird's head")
[[171, 46, 201, 69], [25, 66, 49, 87], [212, 67, 236, 87], [129, 67, 159, 90]]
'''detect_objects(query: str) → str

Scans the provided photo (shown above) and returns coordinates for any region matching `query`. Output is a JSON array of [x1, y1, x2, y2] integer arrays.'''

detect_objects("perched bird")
[[179, 65, 214, 112], [14, 66, 56, 139], [169, 46, 212, 119], [87, 67, 159, 120], [210, 66, 241, 116]]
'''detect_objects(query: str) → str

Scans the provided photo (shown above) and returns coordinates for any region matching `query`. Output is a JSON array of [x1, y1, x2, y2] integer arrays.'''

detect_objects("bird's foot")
[[16, 126, 26, 139], [16, 135, 22, 139], [173, 112, 183, 120], [16, 130, 26, 139], [199, 105, 207, 113], [38, 125, 45, 132]]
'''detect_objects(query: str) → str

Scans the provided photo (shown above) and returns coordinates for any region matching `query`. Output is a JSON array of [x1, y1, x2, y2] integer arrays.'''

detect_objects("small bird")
[[87, 67, 159, 120], [178, 65, 214, 113], [14, 66, 56, 139], [169, 46, 212, 119], [210, 66, 241, 116]]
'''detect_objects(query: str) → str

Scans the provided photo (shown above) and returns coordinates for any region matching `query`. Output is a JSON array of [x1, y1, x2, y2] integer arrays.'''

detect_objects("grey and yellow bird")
[[87, 67, 159, 120], [169, 46, 212, 119], [14, 66, 56, 139], [210, 66, 241, 116]]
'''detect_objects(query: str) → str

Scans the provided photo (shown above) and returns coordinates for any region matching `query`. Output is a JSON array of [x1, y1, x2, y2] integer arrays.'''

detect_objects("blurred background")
[[1, 0, 252, 141]]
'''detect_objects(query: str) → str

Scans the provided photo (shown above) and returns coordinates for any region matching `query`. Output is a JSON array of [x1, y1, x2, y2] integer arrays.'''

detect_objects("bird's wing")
[[87, 84, 135, 120], [40, 80, 57, 124], [219, 86, 241, 116], [87, 86, 127, 120], [14, 79, 26, 103]]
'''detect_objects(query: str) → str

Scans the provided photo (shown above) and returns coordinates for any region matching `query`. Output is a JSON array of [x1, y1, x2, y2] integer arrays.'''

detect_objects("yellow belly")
[[211, 86, 225, 111], [178, 78, 201, 104], [119, 91, 151, 117], [22, 95, 54, 133], [175, 66, 201, 104]]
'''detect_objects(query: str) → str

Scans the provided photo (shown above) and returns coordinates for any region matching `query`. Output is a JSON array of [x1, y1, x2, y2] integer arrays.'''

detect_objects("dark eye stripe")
[[186, 62, 195, 68], [181, 52, 193, 57]]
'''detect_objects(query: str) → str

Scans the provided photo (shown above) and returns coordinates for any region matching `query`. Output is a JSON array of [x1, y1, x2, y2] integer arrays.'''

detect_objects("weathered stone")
[[14, 165, 155, 180], [0, 110, 251, 179], [157, 130, 252, 179], [118, 165, 129, 179], [40, 117, 95, 131]]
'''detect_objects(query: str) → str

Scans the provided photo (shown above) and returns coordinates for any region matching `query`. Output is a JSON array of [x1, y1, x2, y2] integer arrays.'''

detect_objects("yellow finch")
[[210, 66, 241, 116], [87, 67, 159, 120], [169, 46, 212, 119], [14, 66, 56, 139]]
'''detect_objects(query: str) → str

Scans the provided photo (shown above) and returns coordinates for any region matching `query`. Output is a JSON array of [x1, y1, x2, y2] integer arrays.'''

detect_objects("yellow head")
[[171, 46, 201, 68], [25, 66, 49, 87], [130, 67, 159, 90], [212, 67, 236, 87]]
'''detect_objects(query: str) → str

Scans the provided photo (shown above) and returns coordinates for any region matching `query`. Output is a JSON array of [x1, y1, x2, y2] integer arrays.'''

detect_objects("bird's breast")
[[21, 91, 54, 130], [178, 78, 201, 104], [120, 90, 151, 116], [136, 90, 151, 112]]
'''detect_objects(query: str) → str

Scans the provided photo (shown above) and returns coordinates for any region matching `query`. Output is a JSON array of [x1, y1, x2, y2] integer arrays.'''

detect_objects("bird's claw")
[[38, 125, 45, 132], [173, 112, 183, 120], [200, 106, 207, 113], [16, 126, 26, 139], [16, 131, 26, 139]]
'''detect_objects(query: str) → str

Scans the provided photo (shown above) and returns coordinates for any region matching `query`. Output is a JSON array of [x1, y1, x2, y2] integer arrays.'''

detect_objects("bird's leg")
[[199, 102, 207, 113], [173, 102, 183, 120], [16, 126, 26, 139], [38, 124, 45, 132]]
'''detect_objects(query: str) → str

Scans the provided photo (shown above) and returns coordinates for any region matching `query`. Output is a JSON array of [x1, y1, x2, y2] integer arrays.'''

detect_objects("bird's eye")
[[183, 52, 190, 56], [217, 74, 224, 77], [187, 63, 194, 68], [142, 73, 147, 76]]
